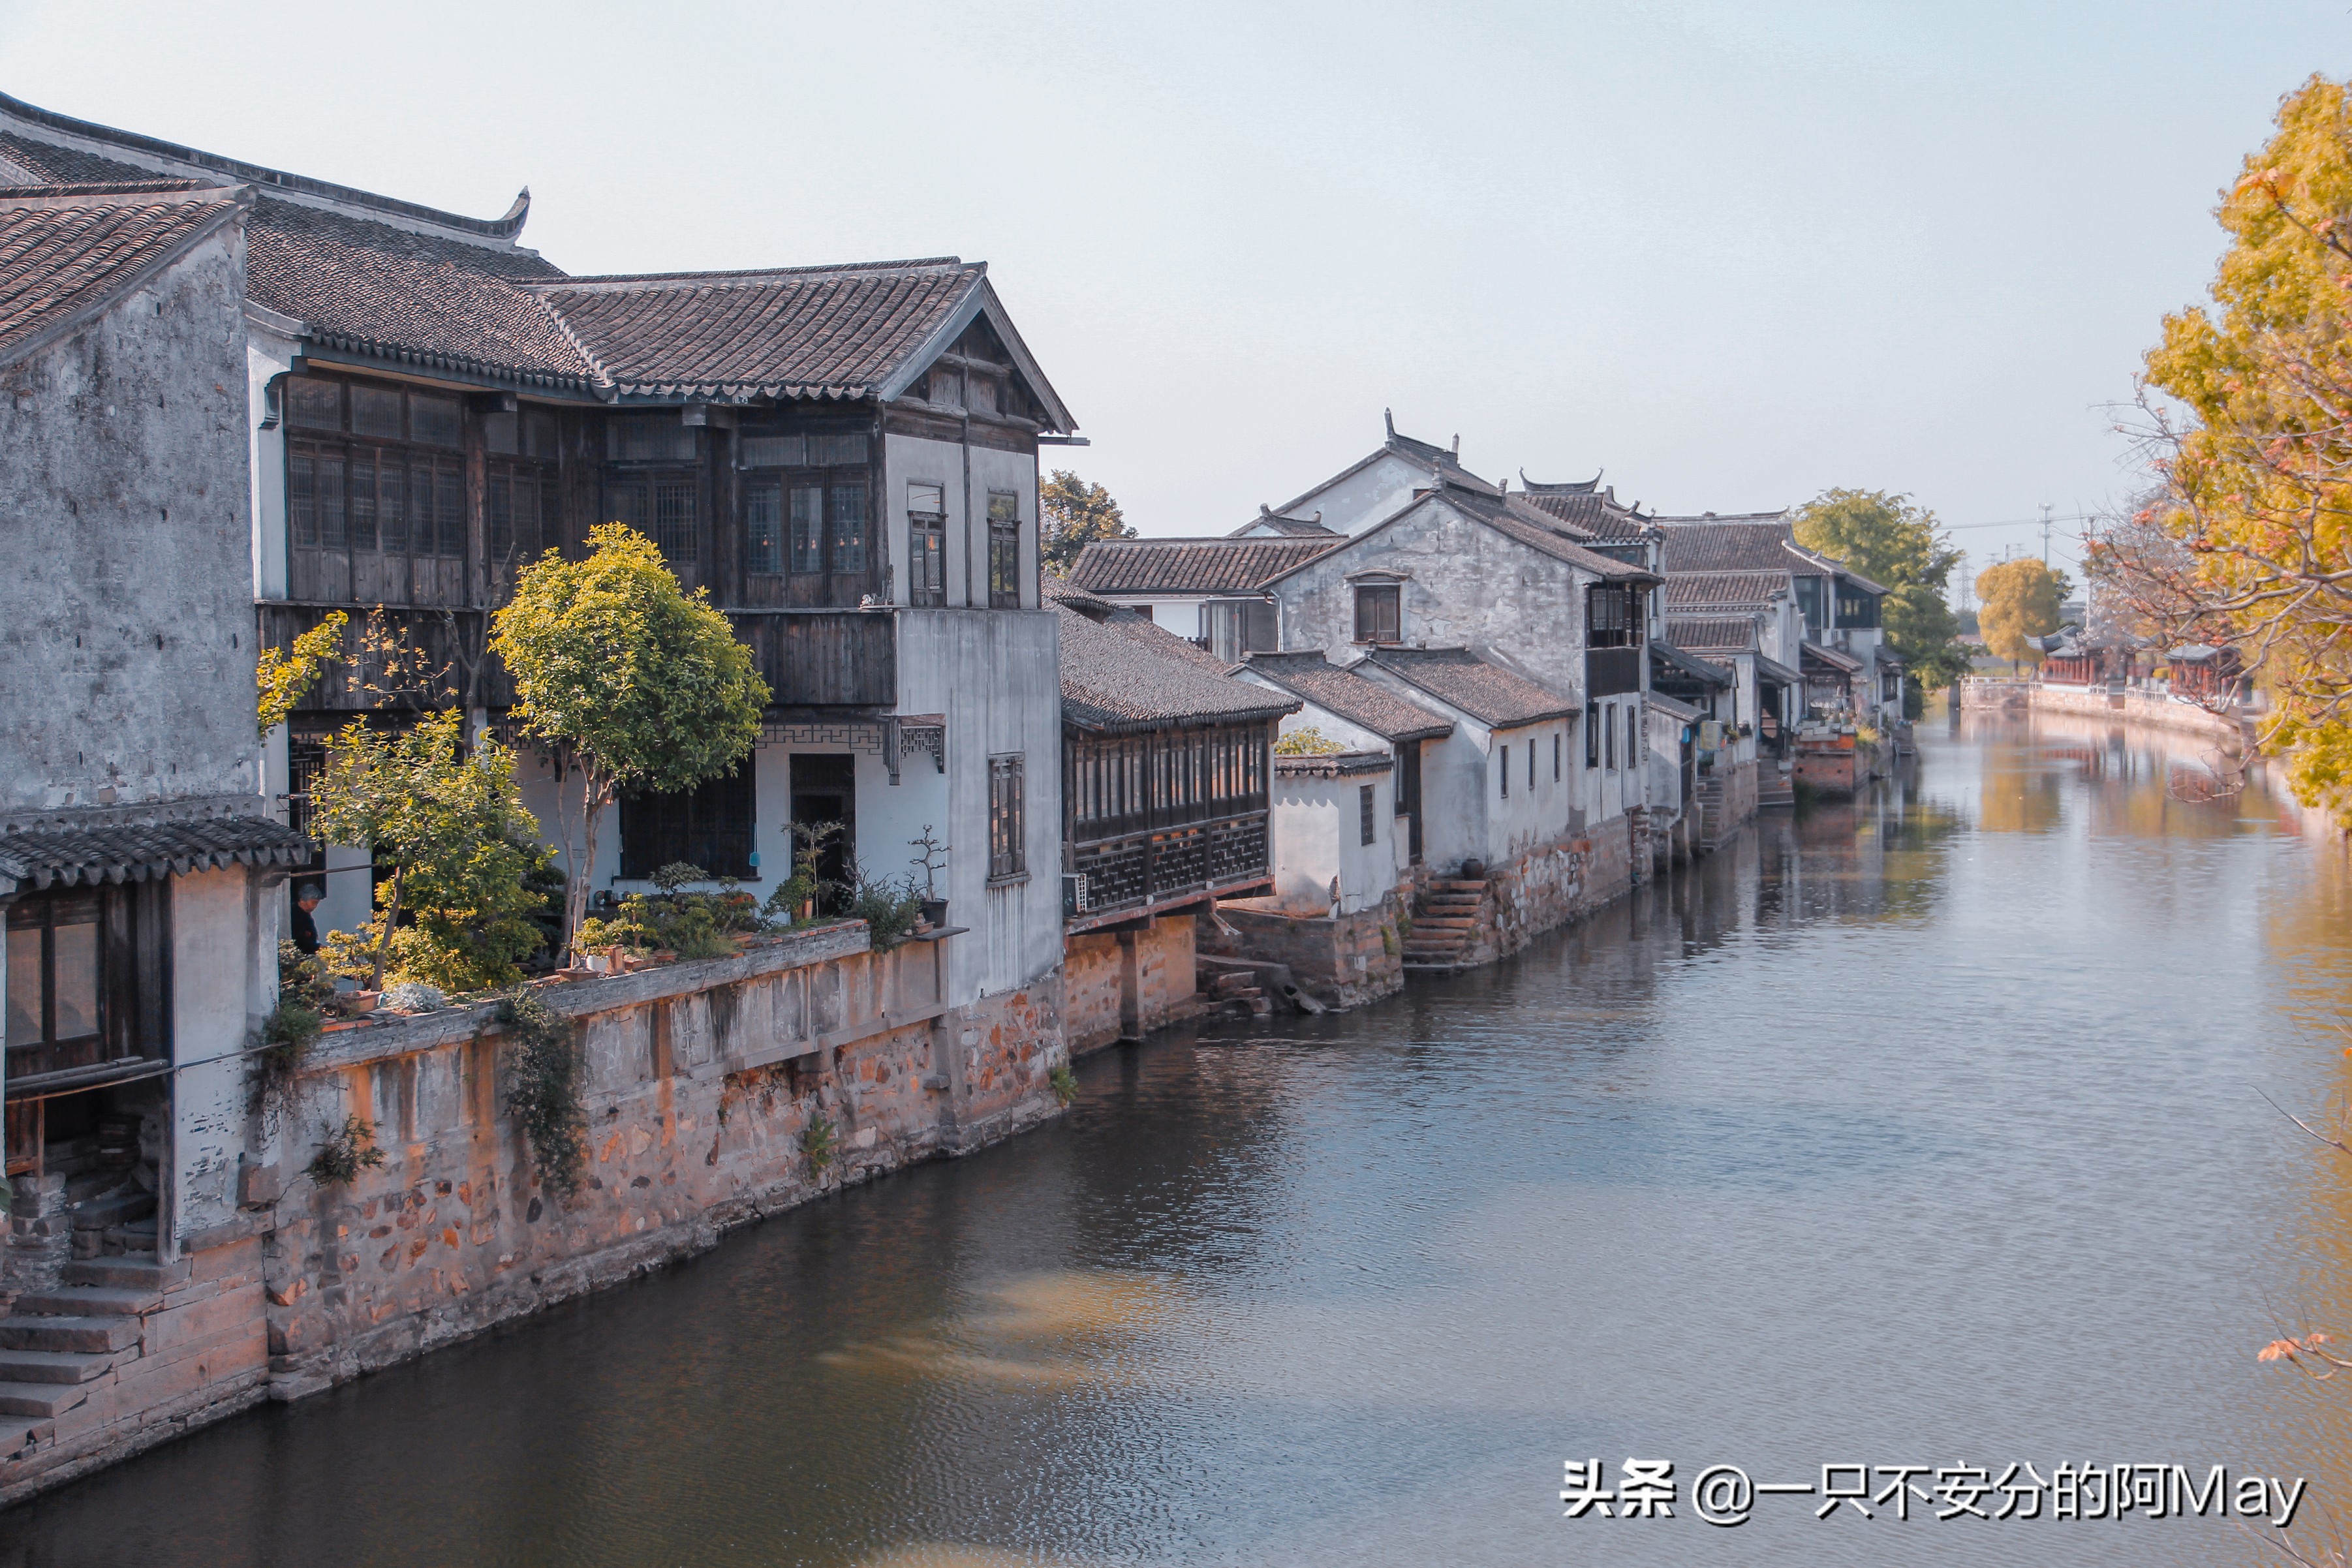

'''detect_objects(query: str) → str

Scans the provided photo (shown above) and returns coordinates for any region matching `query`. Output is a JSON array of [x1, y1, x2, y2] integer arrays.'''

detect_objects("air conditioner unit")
[[1061, 872, 1090, 919]]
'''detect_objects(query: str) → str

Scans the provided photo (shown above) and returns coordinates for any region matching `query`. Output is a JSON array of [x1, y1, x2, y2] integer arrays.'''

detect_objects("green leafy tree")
[[1975, 559, 2071, 668], [256, 611, 347, 737], [1792, 490, 1969, 694], [1041, 470, 1134, 574], [491, 525, 769, 955], [2137, 74, 2352, 823], [310, 709, 549, 991]]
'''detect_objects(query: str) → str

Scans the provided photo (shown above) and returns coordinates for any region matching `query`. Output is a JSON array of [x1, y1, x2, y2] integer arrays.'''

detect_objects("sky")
[[3, 1, 2346, 594]]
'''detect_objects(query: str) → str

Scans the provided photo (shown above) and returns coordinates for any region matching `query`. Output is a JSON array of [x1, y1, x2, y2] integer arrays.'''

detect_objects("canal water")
[[8, 713, 2352, 1567]]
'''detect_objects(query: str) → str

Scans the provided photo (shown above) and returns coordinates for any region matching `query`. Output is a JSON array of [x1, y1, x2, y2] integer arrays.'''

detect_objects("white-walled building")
[[0, 178, 311, 1268]]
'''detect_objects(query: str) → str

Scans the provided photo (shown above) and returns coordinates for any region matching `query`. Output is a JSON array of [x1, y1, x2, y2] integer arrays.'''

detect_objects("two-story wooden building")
[[0, 87, 1077, 1057]]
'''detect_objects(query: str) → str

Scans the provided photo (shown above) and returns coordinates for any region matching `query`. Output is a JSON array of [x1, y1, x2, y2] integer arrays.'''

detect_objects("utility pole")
[[2040, 503, 2054, 566]]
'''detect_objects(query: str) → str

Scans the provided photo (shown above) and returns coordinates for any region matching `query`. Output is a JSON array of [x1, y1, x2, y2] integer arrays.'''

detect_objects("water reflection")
[[8, 715, 2352, 1567]]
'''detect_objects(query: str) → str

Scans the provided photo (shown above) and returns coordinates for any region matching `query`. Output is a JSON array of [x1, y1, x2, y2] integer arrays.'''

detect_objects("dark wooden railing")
[[1069, 810, 1270, 927], [257, 603, 897, 716], [1586, 645, 1644, 698]]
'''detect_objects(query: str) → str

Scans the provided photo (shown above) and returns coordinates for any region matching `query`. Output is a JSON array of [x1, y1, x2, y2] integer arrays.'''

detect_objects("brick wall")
[[1062, 915, 1200, 1054]]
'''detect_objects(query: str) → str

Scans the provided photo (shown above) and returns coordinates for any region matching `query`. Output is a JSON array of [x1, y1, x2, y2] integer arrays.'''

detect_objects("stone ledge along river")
[[8, 712, 2352, 1566]]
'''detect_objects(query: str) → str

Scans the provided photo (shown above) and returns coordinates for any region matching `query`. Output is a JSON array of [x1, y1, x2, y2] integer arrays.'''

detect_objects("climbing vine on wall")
[[499, 987, 587, 1198]]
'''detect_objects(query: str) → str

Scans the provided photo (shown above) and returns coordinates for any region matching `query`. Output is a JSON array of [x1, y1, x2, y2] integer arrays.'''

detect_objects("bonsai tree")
[[491, 525, 769, 957]]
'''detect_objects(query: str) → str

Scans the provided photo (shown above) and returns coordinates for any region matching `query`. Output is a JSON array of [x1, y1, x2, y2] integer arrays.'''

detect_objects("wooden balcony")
[[257, 603, 897, 717], [726, 609, 897, 709], [1586, 645, 1643, 698], [1066, 810, 1271, 932]]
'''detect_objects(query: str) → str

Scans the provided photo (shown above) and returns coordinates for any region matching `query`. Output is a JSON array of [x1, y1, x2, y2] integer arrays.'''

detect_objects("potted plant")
[[910, 825, 950, 928]]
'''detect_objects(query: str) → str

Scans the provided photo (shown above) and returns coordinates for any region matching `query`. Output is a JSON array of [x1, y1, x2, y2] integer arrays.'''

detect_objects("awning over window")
[[0, 814, 314, 892]]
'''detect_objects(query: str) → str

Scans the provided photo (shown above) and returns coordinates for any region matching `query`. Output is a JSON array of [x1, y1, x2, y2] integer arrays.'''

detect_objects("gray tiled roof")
[[1784, 540, 1891, 595], [0, 814, 314, 891], [532, 260, 982, 401], [1433, 487, 1657, 581], [1069, 536, 1340, 594], [1663, 571, 1788, 609], [246, 196, 584, 385], [0, 93, 1071, 420], [1802, 641, 1863, 674], [1667, 615, 1761, 654], [1363, 647, 1575, 728], [1651, 639, 1736, 688], [1240, 653, 1453, 743], [1057, 604, 1299, 733], [1228, 510, 1340, 539], [1656, 518, 1797, 574], [0, 184, 250, 368], [1648, 691, 1704, 724]]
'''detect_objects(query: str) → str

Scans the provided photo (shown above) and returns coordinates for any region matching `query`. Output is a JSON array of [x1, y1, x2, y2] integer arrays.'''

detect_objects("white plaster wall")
[[1485, 716, 1575, 861], [1, 227, 258, 812], [1272, 498, 1592, 698], [1647, 706, 1688, 816], [1268, 767, 1397, 915], [1284, 452, 1438, 536], [895, 607, 1062, 1000], [885, 432, 1036, 609], [244, 319, 299, 602], [170, 866, 268, 1243]]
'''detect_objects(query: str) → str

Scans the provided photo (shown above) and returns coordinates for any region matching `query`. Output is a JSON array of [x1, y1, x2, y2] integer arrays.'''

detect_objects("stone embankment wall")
[[1434, 813, 1639, 970], [1196, 891, 1405, 1010], [1, 921, 1064, 1505], [1962, 679, 2250, 747], [1064, 915, 1201, 1053]]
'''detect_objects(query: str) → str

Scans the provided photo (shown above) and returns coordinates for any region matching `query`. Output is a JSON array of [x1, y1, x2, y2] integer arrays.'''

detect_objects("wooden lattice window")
[[989, 754, 1027, 880], [1354, 583, 1401, 645], [987, 492, 1020, 608]]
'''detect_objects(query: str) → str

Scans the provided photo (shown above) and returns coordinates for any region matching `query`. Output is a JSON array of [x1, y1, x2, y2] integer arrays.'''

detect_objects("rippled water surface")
[[12, 714, 2352, 1566]]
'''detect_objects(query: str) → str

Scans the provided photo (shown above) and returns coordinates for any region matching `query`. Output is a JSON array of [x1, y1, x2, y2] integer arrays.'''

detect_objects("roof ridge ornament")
[[1384, 407, 1395, 439]]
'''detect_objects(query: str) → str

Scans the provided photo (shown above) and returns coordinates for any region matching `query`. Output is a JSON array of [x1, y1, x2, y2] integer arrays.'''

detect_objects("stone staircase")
[[1693, 778, 1727, 846], [1757, 767, 1795, 808], [1403, 878, 1487, 971], [0, 1255, 172, 1420], [1207, 968, 1273, 1018]]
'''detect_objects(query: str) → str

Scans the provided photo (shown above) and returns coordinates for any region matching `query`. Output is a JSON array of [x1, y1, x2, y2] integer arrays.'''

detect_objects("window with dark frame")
[[989, 754, 1027, 880], [1553, 732, 1561, 781], [735, 429, 869, 585], [1605, 703, 1617, 770], [987, 492, 1021, 608], [1586, 584, 1641, 648], [790, 485, 824, 574], [1529, 739, 1536, 790], [1629, 705, 1641, 771], [619, 767, 755, 880], [829, 483, 869, 574], [1586, 703, 1600, 767], [285, 375, 469, 574], [908, 482, 947, 606], [1499, 743, 1509, 798], [745, 480, 784, 575], [5, 884, 167, 1086], [1359, 784, 1377, 847], [1354, 582, 1402, 644]]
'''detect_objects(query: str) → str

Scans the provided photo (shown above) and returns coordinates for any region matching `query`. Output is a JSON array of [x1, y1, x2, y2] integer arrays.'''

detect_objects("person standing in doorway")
[[291, 884, 324, 955]]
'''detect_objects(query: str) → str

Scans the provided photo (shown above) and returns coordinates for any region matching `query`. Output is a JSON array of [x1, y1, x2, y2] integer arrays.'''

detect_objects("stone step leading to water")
[[0, 1314, 141, 1354], [0, 1347, 118, 1386], [0, 1379, 91, 1420]]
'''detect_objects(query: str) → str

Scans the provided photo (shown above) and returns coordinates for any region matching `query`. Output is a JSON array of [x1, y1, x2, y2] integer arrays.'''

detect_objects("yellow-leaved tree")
[[2136, 74, 2352, 823], [492, 525, 769, 956], [1975, 559, 2069, 667]]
